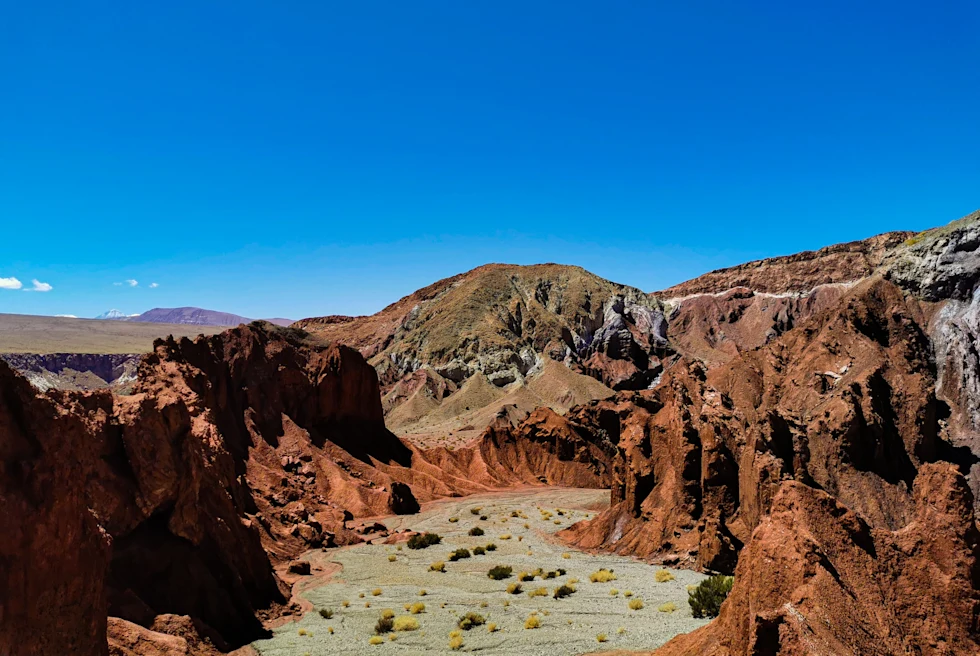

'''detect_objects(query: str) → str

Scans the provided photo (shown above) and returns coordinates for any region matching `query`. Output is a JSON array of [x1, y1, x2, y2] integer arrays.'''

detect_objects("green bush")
[[485, 543, 497, 551], [407, 532, 442, 550], [488, 565, 513, 580], [688, 575, 734, 619], [473, 545, 486, 555], [468, 527, 485, 536], [448, 548, 472, 562], [319, 608, 333, 619]]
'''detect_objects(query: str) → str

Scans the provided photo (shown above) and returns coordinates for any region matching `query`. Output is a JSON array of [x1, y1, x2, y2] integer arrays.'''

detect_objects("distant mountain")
[[94, 309, 138, 320], [120, 307, 292, 327]]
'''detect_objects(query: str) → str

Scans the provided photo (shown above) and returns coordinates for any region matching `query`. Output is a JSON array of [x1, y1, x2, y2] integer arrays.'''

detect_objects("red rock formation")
[[1, 322, 613, 655], [653, 463, 980, 656], [561, 278, 949, 574]]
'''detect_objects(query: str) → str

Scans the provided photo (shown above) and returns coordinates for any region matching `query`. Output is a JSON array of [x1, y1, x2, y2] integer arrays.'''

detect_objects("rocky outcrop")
[[561, 277, 950, 573], [660, 231, 912, 297], [295, 264, 669, 439], [0, 352, 140, 392], [654, 463, 980, 656], [1, 322, 613, 655]]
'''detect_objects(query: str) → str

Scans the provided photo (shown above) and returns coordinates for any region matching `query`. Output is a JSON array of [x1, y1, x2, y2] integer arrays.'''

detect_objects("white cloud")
[[125, 279, 138, 287], [149, 282, 159, 288], [26, 279, 53, 292], [55, 314, 77, 318], [0, 277, 23, 290]]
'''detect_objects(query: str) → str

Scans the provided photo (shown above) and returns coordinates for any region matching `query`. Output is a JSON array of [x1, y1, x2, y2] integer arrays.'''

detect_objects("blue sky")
[[1, 1, 978, 320]]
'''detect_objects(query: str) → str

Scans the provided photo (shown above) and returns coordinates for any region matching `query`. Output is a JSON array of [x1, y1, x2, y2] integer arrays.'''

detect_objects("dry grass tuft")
[[524, 614, 542, 629], [410, 602, 426, 614], [655, 569, 676, 583], [430, 561, 446, 572], [628, 598, 644, 610], [590, 569, 617, 583], [528, 587, 548, 598], [369, 636, 384, 645], [597, 633, 608, 643], [658, 602, 678, 613], [393, 616, 420, 631]]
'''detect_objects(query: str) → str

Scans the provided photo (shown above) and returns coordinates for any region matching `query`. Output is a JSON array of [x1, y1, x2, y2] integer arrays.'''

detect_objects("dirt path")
[[251, 488, 708, 655]]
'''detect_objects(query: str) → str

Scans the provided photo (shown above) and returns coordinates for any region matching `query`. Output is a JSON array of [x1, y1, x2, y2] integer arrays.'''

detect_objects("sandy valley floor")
[[251, 488, 709, 655]]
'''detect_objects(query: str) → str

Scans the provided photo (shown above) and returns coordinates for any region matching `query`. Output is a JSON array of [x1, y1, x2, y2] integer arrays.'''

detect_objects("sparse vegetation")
[[485, 543, 497, 551], [449, 517, 459, 523], [528, 587, 548, 598], [628, 598, 644, 610], [623, 590, 633, 597], [449, 635, 463, 650], [689, 574, 734, 619], [388, 554, 397, 562], [609, 588, 619, 596], [518, 571, 536, 582], [524, 614, 541, 629], [418, 589, 427, 596], [458, 612, 485, 630], [410, 602, 426, 614], [375, 615, 394, 634], [590, 569, 617, 583], [499, 533, 512, 540], [468, 526, 485, 536], [448, 548, 471, 561], [342, 600, 350, 608], [506, 583, 523, 594], [429, 561, 446, 572], [597, 633, 608, 643], [298, 629, 308, 636], [562, 552, 571, 559], [407, 532, 442, 550], [473, 545, 486, 555], [470, 507, 482, 515], [369, 636, 384, 645], [487, 622, 498, 632], [655, 569, 675, 583], [372, 588, 383, 596], [553, 584, 576, 599], [393, 616, 420, 631], [480, 515, 488, 520], [319, 608, 333, 619], [658, 602, 678, 613], [488, 565, 513, 580]]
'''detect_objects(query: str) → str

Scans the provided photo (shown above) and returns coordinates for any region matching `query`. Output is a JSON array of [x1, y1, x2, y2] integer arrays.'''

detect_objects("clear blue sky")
[[1, 1, 977, 320]]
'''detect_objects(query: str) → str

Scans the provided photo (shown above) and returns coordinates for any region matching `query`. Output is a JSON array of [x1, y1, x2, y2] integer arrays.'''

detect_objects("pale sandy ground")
[[252, 488, 708, 655]]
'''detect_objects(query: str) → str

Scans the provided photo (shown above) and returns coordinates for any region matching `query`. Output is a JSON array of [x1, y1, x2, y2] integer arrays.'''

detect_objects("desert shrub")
[[448, 548, 471, 561], [597, 633, 608, 643], [364, 602, 371, 608], [449, 630, 462, 638], [328, 626, 334, 634], [658, 602, 678, 613], [617, 626, 626, 634], [554, 520, 561, 525], [654, 569, 675, 583], [410, 602, 426, 614], [479, 601, 488, 608], [469, 527, 485, 536], [517, 571, 536, 582], [430, 561, 446, 572], [342, 600, 350, 607], [544, 570, 557, 579], [470, 507, 482, 515], [628, 598, 644, 610], [407, 532, 442, 550], [473, 546, 486, 555], [506, 583, 523, 594], [485, 543, 497, 551], [380, 609, 395, 619], [449, 635, 464, 650], [372, 588, 383, 596], [449, 517, 459, 523], [528, 587, 548, 598], [568, 577, 579, 585], [369, 636, 384, 645], [553, 584, 576, 599], [499, 534, 512, 540], [488, 565, 513, 580], [375, 615, 394, 634], [480, 515, 488, 520], [623, 590, 633, 597], [487, 622, 498, 632], [319, 608, 333, 619], [418, 589, 427, 596], [524, 614, 541, 629], [589, 569, 617, 583], [458, 612, 485, 630], [298, 628, 308, 636], [609, 588, 619, 596], [389, 634, 397, 641], [688, 574, 734, 619], [388, 554, 397, 562], [359, 592, 365, 598], [393, 616, 420, 631], [561, 552, 571, 559]]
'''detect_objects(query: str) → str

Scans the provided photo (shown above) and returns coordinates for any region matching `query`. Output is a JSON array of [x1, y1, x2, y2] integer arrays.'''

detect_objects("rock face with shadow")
[[0, 322, 616, 655]]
